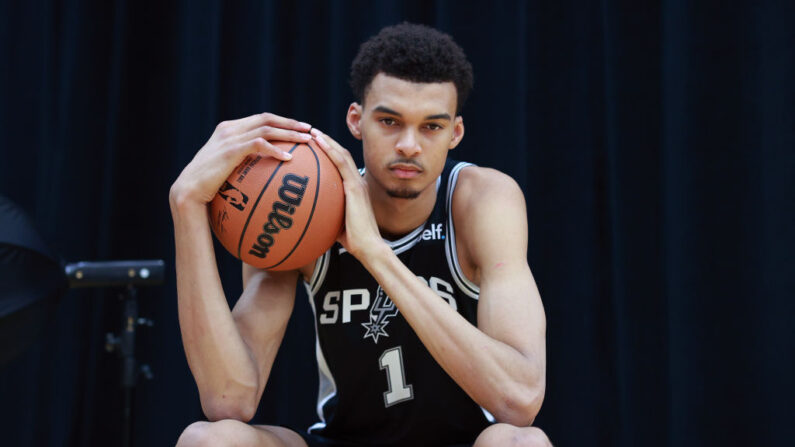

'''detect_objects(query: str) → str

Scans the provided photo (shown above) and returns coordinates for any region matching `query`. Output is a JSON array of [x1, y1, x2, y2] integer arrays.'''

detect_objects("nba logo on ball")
[[209, 140, 344, 271], [217, 181, 249, 211]]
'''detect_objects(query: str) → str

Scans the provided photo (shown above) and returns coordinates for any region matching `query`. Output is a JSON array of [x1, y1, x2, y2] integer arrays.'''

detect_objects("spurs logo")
[[361, 286, 400, 344]]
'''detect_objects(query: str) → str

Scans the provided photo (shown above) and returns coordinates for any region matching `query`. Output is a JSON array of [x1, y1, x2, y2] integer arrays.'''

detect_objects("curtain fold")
[[0, 1, 791, 445]]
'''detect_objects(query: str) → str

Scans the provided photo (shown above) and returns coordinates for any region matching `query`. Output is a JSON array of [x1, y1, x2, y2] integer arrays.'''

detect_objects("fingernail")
[[299, 122, 311, 130], [310, 128, 321, 138], [283, 152, 293, 160]]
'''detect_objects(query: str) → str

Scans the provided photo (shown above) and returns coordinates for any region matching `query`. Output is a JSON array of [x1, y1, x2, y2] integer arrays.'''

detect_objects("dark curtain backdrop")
[[1, 1, 793, 446]]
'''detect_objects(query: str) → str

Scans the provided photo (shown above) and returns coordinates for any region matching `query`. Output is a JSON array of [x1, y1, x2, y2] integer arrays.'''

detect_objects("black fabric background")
[[1, 1, 793, 446]]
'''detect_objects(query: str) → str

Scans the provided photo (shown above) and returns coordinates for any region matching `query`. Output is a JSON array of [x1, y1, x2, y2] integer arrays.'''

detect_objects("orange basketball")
[[209, 139, 344, 270]]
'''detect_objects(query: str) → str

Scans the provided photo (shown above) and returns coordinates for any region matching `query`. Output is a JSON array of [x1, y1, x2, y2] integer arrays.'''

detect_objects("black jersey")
[[302, 160, 494, 446]]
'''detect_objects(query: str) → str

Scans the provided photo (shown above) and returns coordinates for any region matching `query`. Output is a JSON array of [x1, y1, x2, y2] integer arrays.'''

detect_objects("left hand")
[[311, 129, 385, 261]]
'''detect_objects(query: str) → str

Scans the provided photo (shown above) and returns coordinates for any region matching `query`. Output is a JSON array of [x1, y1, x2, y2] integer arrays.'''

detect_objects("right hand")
[[311, 130, 386, 262], [170, 113, 313, 205]]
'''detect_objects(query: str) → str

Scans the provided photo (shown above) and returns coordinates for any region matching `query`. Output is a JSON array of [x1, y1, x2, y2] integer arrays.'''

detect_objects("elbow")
[[491, 382, 545, 426], [169, 182, 201, 214], [168, 183, 188, 209], [200, 388, 259, 423]]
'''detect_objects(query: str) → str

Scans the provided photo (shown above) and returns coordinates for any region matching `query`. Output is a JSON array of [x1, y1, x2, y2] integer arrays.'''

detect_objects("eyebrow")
[[372, 106, 451, 121]]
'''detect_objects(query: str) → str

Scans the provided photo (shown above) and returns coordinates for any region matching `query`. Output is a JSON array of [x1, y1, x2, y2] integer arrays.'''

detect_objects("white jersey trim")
[[445, 162, 480, 299], [481, 407, 497, 423], [338, 223, 425, 256], [303, 281, 337, 432], [308, 251, 330, 296]]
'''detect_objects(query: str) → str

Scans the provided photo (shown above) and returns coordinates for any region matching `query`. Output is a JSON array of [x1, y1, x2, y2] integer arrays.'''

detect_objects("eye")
[[424, 123, 444, 131], [380, 117, 397, 126]]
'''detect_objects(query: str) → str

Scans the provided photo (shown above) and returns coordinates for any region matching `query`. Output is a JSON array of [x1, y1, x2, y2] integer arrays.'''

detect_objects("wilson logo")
[[248, 174, 309, 259]]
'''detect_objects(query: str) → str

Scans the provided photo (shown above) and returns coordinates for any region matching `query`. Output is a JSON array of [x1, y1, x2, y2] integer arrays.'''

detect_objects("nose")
[[395, 129, 422, 157]]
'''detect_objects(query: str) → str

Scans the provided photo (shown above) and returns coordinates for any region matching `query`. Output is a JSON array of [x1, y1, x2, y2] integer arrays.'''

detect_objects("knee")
[[521, 427, 552, 447], [474, 423, 552, 447], [176, 421, 212, 447], [175, 420, 245, 447]]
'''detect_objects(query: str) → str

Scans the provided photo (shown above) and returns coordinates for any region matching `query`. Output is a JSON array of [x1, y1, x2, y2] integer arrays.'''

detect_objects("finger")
[[310, 129, 339, 161], [335, 140, 360, 175], [316, 136, 348, 173], [226, 113, 312, 135], [310, 128, 331, 151], [313, 129, 350, 165], [239, 138, 293, 161], [325, 132, 359, 175], [312, 130, 359, 180], [259, 113, 312, 133], [235, 126, 313, 145]]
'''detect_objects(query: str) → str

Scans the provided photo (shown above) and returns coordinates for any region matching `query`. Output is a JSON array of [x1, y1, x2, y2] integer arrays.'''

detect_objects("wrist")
[[358, 240, 395, 269], [169, 183, 206, 216]]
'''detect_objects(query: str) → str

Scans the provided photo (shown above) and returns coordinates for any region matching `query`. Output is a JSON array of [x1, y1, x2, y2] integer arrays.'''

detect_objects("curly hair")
[[350, 23, 474, 115]]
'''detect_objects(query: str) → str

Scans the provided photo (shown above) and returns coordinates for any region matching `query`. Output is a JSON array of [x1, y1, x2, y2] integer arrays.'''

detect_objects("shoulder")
[[451, 165, 528, 283], [452, 165, 525, 215]]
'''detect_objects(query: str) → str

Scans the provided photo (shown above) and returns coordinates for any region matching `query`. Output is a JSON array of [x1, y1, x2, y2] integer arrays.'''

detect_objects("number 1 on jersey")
[[379, 346, 414, 407]]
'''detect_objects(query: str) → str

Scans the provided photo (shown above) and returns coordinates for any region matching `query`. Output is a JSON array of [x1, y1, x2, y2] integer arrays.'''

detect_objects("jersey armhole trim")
[[445, 162, 480, 299], [481, 407, 497, 423], [303, 276, 337, 432], [308, 251, 330, 295]]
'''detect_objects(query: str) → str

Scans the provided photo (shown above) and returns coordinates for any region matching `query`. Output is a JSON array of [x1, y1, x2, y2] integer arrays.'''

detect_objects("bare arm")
[[170, 113, 311, 421], [314, 131, 545, 425], [451, 167, 546, 424]]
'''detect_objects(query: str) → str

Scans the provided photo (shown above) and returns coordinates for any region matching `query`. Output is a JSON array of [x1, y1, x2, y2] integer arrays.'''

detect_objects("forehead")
[[363, 73, 457, 117]]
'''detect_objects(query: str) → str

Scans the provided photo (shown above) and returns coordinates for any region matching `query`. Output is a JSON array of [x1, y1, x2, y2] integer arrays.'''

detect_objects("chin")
[[386, 188, 421, 199]]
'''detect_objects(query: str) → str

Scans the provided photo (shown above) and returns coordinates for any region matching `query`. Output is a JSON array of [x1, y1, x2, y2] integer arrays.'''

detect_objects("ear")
[[346, 103, 363, 140], [448, 116, 465, 150]]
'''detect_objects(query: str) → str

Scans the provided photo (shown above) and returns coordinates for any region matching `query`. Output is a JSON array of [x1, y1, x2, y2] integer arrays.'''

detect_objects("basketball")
[[209, 139, 345, 270]]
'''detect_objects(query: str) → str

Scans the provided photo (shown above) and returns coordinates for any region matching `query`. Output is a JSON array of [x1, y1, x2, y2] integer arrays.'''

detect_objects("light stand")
[[65, 260, 165, 447]]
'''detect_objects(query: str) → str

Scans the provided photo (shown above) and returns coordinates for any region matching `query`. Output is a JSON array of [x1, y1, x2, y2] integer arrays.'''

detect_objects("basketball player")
[[170, 23, 551, 446]]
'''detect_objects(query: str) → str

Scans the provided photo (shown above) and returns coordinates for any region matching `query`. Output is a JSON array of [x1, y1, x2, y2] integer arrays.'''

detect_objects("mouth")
[[388, 162, 423, 179]]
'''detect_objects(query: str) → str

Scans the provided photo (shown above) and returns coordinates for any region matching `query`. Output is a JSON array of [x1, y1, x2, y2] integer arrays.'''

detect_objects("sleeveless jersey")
[[302, 160, 494, 446]]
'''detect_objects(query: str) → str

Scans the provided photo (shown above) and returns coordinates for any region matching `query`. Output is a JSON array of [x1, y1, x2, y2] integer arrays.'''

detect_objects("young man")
[[170, 23, 550, 446]]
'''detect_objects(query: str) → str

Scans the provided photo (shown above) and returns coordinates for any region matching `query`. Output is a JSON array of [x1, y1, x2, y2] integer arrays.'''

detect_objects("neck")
[[367, 177, 437, 240]]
